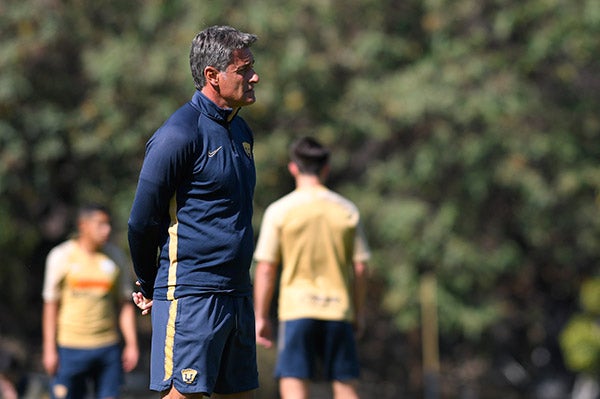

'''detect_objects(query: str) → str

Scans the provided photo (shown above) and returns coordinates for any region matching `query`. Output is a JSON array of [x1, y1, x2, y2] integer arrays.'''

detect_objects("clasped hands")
[[132, 281, 153, 315]]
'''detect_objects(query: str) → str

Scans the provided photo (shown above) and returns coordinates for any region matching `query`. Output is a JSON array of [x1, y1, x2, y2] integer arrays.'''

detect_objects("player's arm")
[[352, 260, 369, 338], [253, 204, 281, 348], [41, 250, 63, 376], [119, 300, 139, 372], [352, 219, 371, 338], [42, 301, 59, 375], [253, 260, 278, 348]]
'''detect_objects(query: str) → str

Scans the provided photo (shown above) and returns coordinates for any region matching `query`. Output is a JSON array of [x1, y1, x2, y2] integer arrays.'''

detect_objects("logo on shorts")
[[181, 368, 198, 384], [53, 384, 68, 399]]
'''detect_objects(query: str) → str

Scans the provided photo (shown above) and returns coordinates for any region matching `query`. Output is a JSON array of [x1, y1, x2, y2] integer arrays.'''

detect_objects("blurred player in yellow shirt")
[[42, 204, 138, 399], [254, 137, 371, 399]]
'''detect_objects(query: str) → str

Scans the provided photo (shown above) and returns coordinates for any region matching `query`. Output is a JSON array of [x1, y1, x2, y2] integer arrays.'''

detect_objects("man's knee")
[[161, 385, 206, 399], [332, 379, 359, 399], [279, 378, 309, 399], [213, 389, 255, 398]]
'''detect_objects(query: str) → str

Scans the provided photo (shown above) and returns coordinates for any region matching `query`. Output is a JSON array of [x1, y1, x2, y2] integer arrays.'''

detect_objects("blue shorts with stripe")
[[150, 294, 258, 395], [51, 344, 123, 399], [276, 318, 360, 381]]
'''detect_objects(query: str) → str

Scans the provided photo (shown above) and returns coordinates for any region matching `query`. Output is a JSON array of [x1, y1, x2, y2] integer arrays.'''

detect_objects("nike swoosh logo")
[[208, 146, 223, 158]]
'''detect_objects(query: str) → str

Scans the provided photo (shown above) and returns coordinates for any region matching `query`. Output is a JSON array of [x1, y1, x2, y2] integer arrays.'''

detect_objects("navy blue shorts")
[[150, 295, 258, 395], [276, 318, 360, 381], [51, 344, 123, 399]]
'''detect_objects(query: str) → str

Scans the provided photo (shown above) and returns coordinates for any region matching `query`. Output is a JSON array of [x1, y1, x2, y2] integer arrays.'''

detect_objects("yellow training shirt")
[[42, 240, 132, 349], [254, 185, 371, 322]]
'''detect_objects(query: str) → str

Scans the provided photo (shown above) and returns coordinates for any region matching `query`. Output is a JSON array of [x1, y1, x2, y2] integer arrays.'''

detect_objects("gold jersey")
[[254, 185, 370, 322], [42, 240, 131, 348]]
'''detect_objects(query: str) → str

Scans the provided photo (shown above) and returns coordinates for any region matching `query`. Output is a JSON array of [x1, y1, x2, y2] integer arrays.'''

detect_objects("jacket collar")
[[191, 90, 239, 123]]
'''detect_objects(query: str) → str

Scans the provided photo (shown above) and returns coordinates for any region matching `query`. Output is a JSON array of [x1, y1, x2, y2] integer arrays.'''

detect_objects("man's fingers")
[[257, 337, 272, 349]]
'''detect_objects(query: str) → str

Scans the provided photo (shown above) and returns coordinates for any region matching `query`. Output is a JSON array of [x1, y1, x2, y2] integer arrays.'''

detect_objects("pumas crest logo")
[[181, 368, 198, 384], [242, 142, 253, 159], [53, 384, 68, 398]]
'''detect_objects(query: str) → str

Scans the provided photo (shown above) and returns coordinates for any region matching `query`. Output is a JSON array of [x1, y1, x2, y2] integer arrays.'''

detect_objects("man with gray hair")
[[128, 25, 260, 399]]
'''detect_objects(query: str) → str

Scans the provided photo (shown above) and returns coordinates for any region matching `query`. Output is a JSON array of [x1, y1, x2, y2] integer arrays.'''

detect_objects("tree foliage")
[[560, 278, 600, 374], [1, 0, 600, 394]]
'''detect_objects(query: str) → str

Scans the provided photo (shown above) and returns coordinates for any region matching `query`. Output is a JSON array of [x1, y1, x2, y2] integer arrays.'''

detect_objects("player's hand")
[[42, 347, 59, 376], [132, 281, 153, 315], [354, 311, 366, 340], [122, 342, 139, 373], [255, 316, 274, 349]]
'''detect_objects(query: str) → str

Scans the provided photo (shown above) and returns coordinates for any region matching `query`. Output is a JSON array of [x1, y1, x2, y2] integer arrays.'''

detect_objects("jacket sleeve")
[[127, 126, 195, 299]]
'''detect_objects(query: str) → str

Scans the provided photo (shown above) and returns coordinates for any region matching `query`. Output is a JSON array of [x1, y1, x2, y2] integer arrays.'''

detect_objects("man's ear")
[[288, 162, 299, 177], [204, 66, 220, 86]]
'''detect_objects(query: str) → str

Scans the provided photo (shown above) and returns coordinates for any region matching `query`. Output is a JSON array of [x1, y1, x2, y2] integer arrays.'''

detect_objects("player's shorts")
[[275, 318, 360, 381], [150, 294, 258, 395], [51, 343, 122, 399]]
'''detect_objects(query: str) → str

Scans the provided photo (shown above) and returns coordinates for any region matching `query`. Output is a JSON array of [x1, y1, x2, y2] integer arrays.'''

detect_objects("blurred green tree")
[[560, 278, 600, 374], [1, 0, 599, 395]]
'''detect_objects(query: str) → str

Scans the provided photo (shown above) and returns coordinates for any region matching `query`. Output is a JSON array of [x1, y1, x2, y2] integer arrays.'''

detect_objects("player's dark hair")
[[289, 137, 330, 175], [190, 25, 258, 90], [77, 203, 110, 220]]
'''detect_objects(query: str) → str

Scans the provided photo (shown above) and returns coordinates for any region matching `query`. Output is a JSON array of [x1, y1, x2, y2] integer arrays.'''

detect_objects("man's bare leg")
[[213, 390, 255, 399], [160, 385, 204, 399], [280, 377, 309, 399], [161, 385, 255, 399], [332, 379, 359, 399]]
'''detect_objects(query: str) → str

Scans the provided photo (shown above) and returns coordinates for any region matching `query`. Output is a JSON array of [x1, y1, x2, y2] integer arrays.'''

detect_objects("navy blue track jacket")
[[128, 91, 256, 300]]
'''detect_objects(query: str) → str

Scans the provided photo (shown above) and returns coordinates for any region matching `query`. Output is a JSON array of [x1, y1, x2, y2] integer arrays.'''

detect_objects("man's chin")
[[231, 95, 256, 108]]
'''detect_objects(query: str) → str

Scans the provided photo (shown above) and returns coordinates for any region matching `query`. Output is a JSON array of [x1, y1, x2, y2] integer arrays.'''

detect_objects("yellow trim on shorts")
[[167, 222, 178, 301], [163, 298, 178, 381]]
